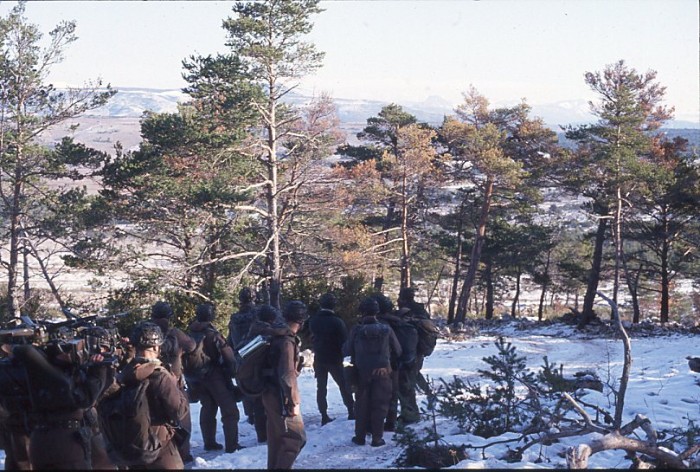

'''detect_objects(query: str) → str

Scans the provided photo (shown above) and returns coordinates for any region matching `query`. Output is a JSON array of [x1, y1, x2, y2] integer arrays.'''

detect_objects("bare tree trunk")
[[400, 168, 411, 289], [538, 249, 551, 321], [511, 269, 521, 318], [456, 178, 494, 322], [581, 217, 607, 326], [448, 202, 466, 323], [485, 262, 494, 319], [660, 213, 670, 323], [612, 185, 623, 316], [22, 235, 31, 303], [597, 291, 631, 429]]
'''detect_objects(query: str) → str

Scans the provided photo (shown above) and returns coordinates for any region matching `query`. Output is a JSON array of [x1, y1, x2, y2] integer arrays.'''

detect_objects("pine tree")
[[0, 2, 114, 318]]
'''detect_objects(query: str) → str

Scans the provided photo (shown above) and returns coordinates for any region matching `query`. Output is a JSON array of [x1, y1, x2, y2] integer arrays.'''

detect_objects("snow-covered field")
[[2, 320, 698, 469], [184, 321, 699, 470]]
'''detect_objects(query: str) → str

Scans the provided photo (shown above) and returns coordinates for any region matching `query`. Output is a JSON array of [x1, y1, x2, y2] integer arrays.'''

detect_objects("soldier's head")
[[283, 301, 308, 332], [371, 293, 394, 315], [196, 303, 216, 322], [239, 287, 254, 304], [256, 304, 280, 324], [83, 326, 113, 355], [151, 301, 173, 320], [358, 297, 380, 318], [131, 321, 163, 356], [397, 287, 417, 308], [319, 292, 337, 310]]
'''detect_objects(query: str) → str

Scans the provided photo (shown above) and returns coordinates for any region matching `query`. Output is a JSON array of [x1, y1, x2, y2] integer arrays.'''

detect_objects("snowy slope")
[[180, 321, 700, 470], [0, 320, 697, 469]]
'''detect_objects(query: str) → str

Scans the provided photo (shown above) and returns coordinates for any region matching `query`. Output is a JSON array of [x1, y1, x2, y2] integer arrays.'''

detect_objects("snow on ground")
[[184, 321, 700, 470], [2, 320, 699, 469]]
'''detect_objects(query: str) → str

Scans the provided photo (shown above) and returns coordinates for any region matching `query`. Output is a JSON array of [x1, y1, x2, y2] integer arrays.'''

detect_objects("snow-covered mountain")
[[87, 86, 698, 131]]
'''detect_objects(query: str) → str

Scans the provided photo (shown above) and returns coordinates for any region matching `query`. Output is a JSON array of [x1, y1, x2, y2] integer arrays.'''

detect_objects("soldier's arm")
[[152, 371, 188, 425], [277, 338, 300, 413], [174, 328, 196, 354], [389, 329, 402, 359]]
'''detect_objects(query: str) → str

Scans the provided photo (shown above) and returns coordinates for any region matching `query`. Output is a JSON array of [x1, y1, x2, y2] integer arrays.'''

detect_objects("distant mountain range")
[[90, 87, 699, 130]]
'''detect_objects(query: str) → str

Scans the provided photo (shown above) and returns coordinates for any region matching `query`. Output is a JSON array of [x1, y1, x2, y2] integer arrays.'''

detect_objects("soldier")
[[344, 297, 402, 447], [259, 301, 307, 470], [397, 287, 431, 394], [187, 303, 243, 453], [150, 301, 196, 463], [16, 331, 115, 469], [308, 292, 355, 425], [374, 292, 420, 428], [228, 287, 265, 441], [117, 321, 189, 469], [0, 340, 32, 470]]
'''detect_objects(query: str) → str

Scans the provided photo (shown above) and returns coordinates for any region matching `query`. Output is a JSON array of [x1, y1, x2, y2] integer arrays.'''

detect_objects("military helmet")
[[319, 292, 337, 310], [256, 304, 280, 323], [371, 293, 394, 315], [131, 322, 163, 349], [151, 301, 173, 319], [196, 303, 216, 322], [83, 326, 112, 353], [358, 297, 380, 316], [283, 301, 308, 324], [239, 287, 254, 303]]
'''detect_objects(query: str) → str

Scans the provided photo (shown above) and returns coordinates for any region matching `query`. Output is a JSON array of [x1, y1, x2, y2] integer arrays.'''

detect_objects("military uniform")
[[228, 299, 267, 441], [308, 304, 355, 424], [152, 315, 196, 461], [261, 322, 306, 469], [344, 307, 401, 447], [14, 343, 114, 470], [187, 317, 241, 453], [118, 358, 189, 469]]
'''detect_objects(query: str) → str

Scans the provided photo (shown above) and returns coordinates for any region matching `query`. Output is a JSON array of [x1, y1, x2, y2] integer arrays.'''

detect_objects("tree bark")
[[580, 216, 607, 326], [448, 201, 466, 323], [485, 262, 494, 319], [456, 177, 494, 322]]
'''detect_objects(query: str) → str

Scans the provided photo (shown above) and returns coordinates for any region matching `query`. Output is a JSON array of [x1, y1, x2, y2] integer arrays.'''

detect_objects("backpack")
[[182, 329, 215, 381], [411, 318, 439, 357], [234, 334, 274, 398], [390, 320, 418, 365], [97, 366, 164, 466], [353, 323, 391, 371]]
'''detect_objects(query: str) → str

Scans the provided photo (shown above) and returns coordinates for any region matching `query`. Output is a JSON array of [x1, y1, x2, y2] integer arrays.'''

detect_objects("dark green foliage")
[[436, 337, 567, 438], [394, 424, 468, 469], [394, 378, 469, 468]]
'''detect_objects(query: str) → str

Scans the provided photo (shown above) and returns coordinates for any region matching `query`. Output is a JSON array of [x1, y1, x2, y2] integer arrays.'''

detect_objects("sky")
[[1, 0, 698, 123]]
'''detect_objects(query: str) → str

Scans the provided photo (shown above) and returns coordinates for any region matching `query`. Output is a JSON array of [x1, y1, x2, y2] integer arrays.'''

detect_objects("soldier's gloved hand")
[[372, 367, 390, 377]]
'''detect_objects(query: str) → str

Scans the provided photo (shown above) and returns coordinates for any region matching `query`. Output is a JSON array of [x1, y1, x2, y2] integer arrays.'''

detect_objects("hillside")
[[41, 87, 700, 155]]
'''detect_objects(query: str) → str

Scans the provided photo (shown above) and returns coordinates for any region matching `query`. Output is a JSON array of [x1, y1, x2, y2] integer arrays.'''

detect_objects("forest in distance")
[[0, 0, 698, 336]]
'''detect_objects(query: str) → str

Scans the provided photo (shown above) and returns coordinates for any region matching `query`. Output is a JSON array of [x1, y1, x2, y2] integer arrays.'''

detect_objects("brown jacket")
[[152, 318, 196, 381], [118, 359, 189, 445]]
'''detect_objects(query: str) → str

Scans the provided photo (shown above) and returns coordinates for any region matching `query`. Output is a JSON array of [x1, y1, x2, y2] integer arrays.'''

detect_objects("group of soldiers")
[[0, 286, 434, 470], [307, 288, 432, 449]]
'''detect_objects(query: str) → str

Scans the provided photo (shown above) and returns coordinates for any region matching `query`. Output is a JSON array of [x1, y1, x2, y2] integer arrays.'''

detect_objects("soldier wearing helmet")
[[116, 321, 188, 469], [308, 292, 355, 426], [150, 301, 196, 463]]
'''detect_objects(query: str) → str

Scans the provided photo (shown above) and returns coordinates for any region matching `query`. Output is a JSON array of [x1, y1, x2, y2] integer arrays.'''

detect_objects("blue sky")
[[2, 0, 699, 122]]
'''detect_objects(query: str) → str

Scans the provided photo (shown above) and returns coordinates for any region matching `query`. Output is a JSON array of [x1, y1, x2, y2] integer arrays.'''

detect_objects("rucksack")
[[390, 320, 418, 365], [97, 367, 165, 467], [182, 329, 215, 381], [234, 334, 274, 398], [354, 323, 391, 370], [411, 318, 439, 357]]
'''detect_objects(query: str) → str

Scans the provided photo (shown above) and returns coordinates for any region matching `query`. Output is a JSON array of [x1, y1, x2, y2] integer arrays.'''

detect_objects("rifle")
[[0, 316, 48, 346]]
